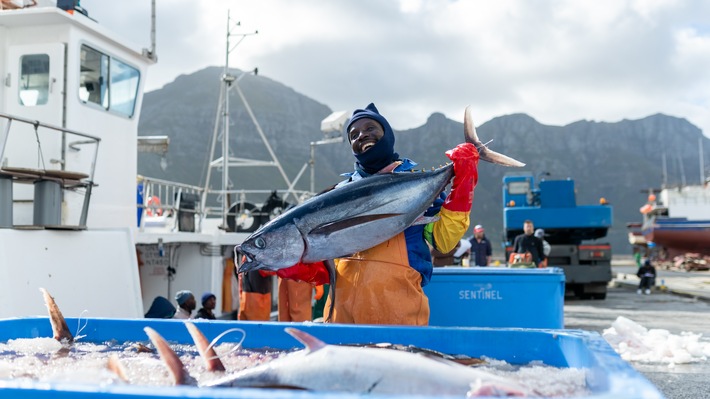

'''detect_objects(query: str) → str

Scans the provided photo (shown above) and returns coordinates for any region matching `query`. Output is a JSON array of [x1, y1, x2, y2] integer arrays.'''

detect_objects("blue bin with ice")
[[424, 267, 565, 328], [0, 317, 664, 399]]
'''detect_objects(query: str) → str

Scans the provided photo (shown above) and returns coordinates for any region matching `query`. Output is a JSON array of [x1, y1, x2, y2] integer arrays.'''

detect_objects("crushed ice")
[[603, 316, 710, 366], [0, 337, 590, 397]]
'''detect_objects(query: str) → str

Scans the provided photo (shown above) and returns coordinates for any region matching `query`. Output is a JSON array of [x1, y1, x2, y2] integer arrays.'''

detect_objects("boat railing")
[[0, 112, 100, 229], [137, 176, 312, 233], [137, 176, 203, 232]]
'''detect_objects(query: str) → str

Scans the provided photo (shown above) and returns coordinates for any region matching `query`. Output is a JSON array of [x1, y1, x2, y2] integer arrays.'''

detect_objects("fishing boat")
[[0, 1, 311, 319], [633, 184, 710, 258]]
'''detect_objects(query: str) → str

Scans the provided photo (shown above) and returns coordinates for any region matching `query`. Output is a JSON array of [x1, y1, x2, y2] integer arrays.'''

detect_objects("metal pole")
[[661, 152, 667, 188], [700, 137, 705, 184], [310, 142, 316, 194], [0, 175, 11, 228], [150, 0, 157, 60], [221, 11, 231, 229], [677, 152, 686, 187]]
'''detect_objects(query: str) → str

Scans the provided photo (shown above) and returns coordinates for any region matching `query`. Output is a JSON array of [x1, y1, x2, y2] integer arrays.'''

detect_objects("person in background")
[[144, 296, 176, 318], [469, 224, 492, 266], [173, 290, 196, 319], [238, 270, 273, 321], [453, 238, 472, 265], [512, 220, 545, 267], [275, 103, 479, 325], [534, 228, 551, 267], [278, 278, 313, 322], [636, 259, 657, 295], [196, 292, 217, 320], [430, 240, 461, 267], [633, 247, 643, 268]]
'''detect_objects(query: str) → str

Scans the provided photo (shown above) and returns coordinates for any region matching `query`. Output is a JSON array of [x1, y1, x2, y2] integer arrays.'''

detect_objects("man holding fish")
[[235, 103, 523, 325], [259, 104, 476, 325]]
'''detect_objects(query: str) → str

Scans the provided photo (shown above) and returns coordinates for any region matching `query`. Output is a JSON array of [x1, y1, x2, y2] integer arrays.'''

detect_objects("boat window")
[[80, 45, 109, 107], [79, 44, 140, 117], [508, 181, 530, 195], [109, 58, 139, 117], [19, 54, 50, 107]]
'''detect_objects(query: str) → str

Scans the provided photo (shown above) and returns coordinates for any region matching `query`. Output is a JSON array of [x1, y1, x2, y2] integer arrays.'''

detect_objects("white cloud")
[[80, 0, 710, 137]]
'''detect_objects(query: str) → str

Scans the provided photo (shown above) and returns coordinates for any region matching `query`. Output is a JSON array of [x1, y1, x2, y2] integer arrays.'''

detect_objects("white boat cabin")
[[0, 2, 247, 320]]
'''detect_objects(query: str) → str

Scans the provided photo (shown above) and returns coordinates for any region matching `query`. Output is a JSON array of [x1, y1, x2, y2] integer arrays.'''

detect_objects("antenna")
[[141, 0, 158, 61]]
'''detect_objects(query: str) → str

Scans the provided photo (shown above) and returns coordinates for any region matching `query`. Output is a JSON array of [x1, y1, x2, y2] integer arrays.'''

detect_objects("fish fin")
[[185, 322, 226, 372], [40, 288, 74, 345], [412, 215, 440, 225], [107, 354, 129, 383], [144, 327, 196, 386], [479, 147, 526, 167], [463, 106, 525, 167], [285, 328, 328, 352], [310, 214, 403, 236]]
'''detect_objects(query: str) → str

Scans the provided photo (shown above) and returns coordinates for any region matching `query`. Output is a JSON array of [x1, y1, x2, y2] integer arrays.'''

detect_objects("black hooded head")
[[347, 103, 398, 175]]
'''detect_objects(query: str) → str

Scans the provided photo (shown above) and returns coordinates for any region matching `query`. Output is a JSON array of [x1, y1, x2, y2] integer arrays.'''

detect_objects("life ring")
[[146, 196, 163, 216]]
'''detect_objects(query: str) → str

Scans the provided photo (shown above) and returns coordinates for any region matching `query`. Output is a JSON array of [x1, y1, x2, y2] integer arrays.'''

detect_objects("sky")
[[80, 0, 710, 137]]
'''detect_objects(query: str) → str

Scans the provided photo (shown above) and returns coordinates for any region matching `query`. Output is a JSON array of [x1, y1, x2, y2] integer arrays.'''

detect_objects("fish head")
[[236, 222, 305, 273]]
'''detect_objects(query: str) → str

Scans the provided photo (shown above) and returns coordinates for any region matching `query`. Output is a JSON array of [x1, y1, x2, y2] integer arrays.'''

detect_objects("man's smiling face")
[[348, 118, 385, 154]]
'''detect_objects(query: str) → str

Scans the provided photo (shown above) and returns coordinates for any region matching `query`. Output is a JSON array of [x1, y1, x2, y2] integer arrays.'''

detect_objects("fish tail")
[[463, 106, 525, 167]]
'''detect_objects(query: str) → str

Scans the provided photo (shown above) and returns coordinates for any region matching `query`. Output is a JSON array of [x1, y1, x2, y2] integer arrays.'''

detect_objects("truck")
[[502, 173, 613, 299]]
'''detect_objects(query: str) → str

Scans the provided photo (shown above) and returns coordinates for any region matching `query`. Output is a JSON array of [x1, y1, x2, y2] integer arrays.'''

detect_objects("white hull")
[[0, 228, 142, 318]]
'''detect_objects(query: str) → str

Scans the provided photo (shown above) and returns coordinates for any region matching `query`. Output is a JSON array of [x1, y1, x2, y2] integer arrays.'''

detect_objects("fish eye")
[[254, 237, 266, 249]]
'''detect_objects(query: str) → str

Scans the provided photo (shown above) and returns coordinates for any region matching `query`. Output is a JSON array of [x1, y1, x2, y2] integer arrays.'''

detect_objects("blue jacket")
[[339, 159, 444, 286]]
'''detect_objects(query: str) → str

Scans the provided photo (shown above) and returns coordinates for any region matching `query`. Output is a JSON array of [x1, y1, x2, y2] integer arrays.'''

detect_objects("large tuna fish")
[[202, 327, 531, 396], [237, 106, 522, 271], [235, 107, 524, 318]]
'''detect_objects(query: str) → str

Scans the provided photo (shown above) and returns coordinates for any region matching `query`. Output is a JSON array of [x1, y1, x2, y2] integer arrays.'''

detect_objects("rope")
[[32, 120, 47, 170]]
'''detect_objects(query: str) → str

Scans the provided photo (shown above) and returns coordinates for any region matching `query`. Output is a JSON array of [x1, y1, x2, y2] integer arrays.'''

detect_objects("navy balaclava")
[[347, 103, 398, 175]]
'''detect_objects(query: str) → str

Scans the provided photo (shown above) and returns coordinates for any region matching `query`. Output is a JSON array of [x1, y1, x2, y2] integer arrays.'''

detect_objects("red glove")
[[275, 261, 330, 286], [443, 143, 479, 212]]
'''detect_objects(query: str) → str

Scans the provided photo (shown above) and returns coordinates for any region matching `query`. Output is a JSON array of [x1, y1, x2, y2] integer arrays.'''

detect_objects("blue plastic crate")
[[0, 317, 663, 399], [424, 267, 565, 329]]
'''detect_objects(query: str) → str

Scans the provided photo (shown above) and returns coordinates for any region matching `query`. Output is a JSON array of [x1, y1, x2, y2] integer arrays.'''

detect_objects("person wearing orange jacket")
[[277, 278, 313, 322], [237, 269, 272, 321], [271, 103, 478, 326]]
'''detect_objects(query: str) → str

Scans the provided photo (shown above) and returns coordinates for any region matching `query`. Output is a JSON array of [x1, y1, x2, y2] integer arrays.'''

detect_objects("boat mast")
[[677, 151, 686, 187], [201, 11, 258, 230], [700, 136, 706, 184], [661, 152, 667, 188], [221, 11, 234, 229]]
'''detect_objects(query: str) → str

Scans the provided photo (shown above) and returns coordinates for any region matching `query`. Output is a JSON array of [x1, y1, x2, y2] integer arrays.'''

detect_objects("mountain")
[[138, 67, 710, 255]]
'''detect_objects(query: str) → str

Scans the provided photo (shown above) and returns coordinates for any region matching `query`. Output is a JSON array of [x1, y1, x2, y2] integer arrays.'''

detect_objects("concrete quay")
[[611, 257, 710, 301]]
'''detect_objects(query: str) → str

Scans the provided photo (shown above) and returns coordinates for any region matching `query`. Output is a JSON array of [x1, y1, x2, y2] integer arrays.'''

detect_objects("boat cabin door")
[[3, 44, 66, 224], [3, 43, 66, 164]]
